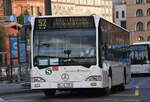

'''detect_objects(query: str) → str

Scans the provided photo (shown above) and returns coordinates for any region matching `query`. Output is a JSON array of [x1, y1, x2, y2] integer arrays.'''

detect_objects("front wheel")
[[119, 72, 126, 90], [44, 90, 55, 97], [103, 76, 112, 96]]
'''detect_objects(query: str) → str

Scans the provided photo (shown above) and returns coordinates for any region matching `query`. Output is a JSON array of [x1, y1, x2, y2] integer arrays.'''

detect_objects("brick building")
[[126, 0, 150, 44], [0, 0, 3, 16], [0, 0, 20, 66], [0, 0, 12, 16], [11, 0, 113, 22], [11, 0, 44, 16]]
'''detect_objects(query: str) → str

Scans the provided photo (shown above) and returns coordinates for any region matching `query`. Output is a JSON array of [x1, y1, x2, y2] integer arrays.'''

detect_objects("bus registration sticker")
[[45, 68, 52, 75], [57, 83, 73, 88]]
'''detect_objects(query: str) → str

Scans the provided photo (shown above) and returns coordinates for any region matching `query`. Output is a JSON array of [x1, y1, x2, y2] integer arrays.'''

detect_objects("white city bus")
[[130, 42, 150, 74], [30, 15, 131, 96]]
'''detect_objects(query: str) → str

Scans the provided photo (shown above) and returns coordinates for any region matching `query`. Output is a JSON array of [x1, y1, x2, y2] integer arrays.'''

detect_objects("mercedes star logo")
[[61, 73, 69, 81]]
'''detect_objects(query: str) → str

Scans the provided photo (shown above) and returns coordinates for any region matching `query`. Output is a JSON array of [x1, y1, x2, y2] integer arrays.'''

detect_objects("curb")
[[0, 89, 41, 96]]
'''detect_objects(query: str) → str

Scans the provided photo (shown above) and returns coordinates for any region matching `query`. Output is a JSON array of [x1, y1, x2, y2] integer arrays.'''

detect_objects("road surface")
[[1, 77, 150, 102]]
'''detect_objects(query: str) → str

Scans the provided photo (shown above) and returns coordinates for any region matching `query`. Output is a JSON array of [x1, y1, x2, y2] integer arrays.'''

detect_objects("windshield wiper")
[[39, 42, 51, 47]]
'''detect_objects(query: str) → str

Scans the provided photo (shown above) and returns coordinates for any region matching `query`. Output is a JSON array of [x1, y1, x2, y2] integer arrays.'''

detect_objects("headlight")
[[85, 75, 102, 81], [31, 77, 46, 82]]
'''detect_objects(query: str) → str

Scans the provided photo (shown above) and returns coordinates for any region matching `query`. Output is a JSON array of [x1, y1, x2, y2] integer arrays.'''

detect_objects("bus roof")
[[133, 42, 150, 45]]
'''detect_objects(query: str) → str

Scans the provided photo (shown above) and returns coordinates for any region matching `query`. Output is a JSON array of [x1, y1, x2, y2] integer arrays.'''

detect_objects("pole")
[[44, 0, 52, 15], [24, 25, 28, 81], [10, 57, 13, 82], [9, 35, 13, 83], [17, 32, 22, 82]]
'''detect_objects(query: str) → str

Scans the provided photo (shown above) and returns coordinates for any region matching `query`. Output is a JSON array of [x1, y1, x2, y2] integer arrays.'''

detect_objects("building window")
[[136, 22, 144, 31], [18, 5, 23, 16], [147, 36, 150, 41], [87, 0, 93, 5], [136, 0, 144, 4], [138, 36, 144, 41], [122, 11, 125, 18], [31, 6, 33, 16], [121, 21, 126, 29], [136, 9, 143, 17], [147, 0, 150, 3], [95, 0, 99, 5], [116, 11, 119, 18], [80, 0, 86, 4], [147, 21, 150, 30], [147, 8, 150, 16], [37, 6, 41, 16]]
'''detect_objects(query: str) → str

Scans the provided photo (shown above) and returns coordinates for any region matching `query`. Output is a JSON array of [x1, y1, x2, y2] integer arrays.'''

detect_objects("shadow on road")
[[132, 73, 150, 78], [38, 88, 132, 100]]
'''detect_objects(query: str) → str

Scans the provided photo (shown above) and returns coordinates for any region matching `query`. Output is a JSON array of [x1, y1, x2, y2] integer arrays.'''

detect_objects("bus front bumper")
[[31, 81, 103, 89]]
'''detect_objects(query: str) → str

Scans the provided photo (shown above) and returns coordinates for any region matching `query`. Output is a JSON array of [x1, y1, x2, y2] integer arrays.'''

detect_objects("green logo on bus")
[[45, 68, 52, 75]]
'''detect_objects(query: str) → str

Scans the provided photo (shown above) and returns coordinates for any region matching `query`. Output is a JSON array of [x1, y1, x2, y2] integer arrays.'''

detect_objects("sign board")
[[9, 36, 18, 59]]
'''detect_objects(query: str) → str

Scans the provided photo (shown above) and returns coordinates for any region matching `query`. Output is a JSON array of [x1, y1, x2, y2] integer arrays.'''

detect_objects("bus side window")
[[101, 43, 108, 60], [148, 46, 150, 61]]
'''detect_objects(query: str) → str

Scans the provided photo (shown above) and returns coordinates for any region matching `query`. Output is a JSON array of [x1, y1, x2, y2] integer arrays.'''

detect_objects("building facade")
[[114, 3, 126, 28], [11, 0, 45, 16], [0, 0, 12, 16], [51, 0, 113, 21], [126, 0, 150, 43], [11, 0, 113, 22], [0, 0, 3, 16]]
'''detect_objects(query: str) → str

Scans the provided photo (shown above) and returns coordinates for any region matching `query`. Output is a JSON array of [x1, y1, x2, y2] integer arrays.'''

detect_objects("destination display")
[[35, 16, 95, 30]]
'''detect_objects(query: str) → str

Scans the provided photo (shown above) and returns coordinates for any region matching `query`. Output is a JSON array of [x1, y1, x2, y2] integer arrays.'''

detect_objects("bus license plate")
[[58, 83, 73, 88]]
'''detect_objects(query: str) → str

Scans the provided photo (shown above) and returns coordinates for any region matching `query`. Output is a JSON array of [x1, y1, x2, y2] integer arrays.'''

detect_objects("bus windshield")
[[33, 29, 96, 67], [130, 45, 149, 64]]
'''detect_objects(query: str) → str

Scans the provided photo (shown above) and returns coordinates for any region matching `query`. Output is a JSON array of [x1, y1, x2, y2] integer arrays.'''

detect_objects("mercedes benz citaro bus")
[[28, 15, 131, 96]]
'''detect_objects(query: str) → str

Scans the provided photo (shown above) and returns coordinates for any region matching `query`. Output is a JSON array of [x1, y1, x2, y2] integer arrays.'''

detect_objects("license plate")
[[57, 83, 73, 88]]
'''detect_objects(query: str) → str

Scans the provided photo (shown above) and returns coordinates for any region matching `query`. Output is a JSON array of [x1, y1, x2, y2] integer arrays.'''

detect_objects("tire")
[[118, 70, 126, 91], [121, 70, 126, 90], [119, 78, 125, 91], [44, 90, 55, 97], [103, 76, 112, 96]]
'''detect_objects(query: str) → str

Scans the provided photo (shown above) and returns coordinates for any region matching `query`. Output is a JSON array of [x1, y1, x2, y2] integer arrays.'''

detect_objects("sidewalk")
[[0, 82, 33, 96]]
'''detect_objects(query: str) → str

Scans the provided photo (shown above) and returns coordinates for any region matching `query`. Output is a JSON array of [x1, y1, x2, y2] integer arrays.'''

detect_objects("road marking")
[[135, 86, 139, 96], [110, 94, 135, 96], [110, 86, 140, 97], [104, 99, 112, 101], [123, 99, 139, 102]]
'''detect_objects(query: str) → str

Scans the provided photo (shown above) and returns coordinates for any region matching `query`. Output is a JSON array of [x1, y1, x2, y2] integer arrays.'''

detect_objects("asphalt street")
[[1, 77, 150, 102]]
